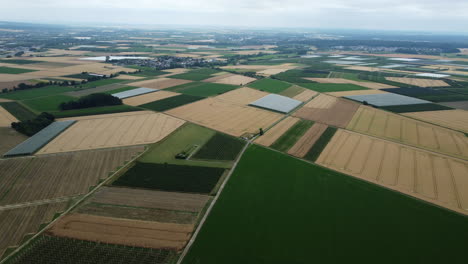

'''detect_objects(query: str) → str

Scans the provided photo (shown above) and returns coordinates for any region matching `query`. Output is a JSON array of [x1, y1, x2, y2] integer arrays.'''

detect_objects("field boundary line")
[[0, 196, 79, 211], [176, 138, 252, 264]]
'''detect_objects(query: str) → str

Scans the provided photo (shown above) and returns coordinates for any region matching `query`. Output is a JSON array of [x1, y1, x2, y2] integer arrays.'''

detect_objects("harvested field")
[[166, 82, 238, 97], [293, 94, 360, 127], [403, 109, 468, 133], [306, 78, 397, 89], [326, 89, 387, 97], [47, 214, 194, 250], [279, 85, 306, 98], [0, 147, 143, 205], [347, 106, 468, 159], [58, 111, 154, 121], [166, 98, 282, 137], [270, 120, 314, 152], [140, 94, 204, 112], [202, 73, 233, 83], [292, 89, 317, 102], [38, 113, 184, 154], [386, 77, 449, 87], [0, 102, 36, 122], [439, 101, 468, 110], [317, 129, 468, 215], [255, 117, 300, 147], [123, 91, 179, 106], [287, 123, 328, 158], [0, 202, 68, 259], [205, 74, 256, 86], [214, 87, 268, 105], [0, 105, 18, 127], [127, 78, 192, 89], [0, 128, 27, 155], [115, 74, 145, 80]]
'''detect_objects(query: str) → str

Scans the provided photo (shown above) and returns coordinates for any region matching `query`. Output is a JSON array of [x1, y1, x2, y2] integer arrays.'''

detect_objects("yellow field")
[[123, 91, 179, 106], [287, 123, 328, 158], [115, 74, 145, 80], [128, 78, 192, 89], [303, 94, 338, 109], [38, 113, 185, 154], [326, 89, 387, 97], [385, 77, 449, 87], [214, 87, 269, 105], [254, 117, 300, 146], [347, 106, 468, 160], [221, 63, 298, 76], [0, 105, 18, 127], [58, 111, 154, 121], [213, 74, 257, 86], [317, 129, 468, 215], [403, 110, 468, 133], [292, 89, 317, 102], [307, 78, 396, 89], [166, 98, 283, 137]]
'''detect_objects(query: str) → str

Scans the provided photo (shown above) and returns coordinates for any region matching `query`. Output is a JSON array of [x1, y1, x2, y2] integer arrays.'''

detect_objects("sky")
[[1, 0, 468, 32]]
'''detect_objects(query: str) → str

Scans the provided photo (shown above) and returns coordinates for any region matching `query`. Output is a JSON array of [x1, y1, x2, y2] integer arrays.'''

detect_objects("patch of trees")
[[59, 93, 122, 111], [11, 112, 55, 136]]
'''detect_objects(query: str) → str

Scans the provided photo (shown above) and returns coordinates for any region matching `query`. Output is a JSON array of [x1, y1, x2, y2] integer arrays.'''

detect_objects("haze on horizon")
[[1, 0, 468, 33]]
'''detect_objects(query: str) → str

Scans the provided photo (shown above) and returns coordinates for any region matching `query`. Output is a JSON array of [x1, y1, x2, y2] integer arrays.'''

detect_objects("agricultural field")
[[166, 82, 238, 97], [307, 77, 396, 89], [66, 84, 135, 98], [51, 104, 141, 118], [439, 100, 468, 110], [139, 94, 204, 111], [166, 98, 283, 137], [248, 78, 292, 93], [0, 128, 27, 155], [298, 83, 370, 93], [21, 94, 75, 113], [255, 116, 300, 146], [278, 85, 306, 97], [122, 90, 179, 106], [0, 85, 76, 100], [347, 106, 468, 159], [287, 122, 328, 158], [128, 78, 192, 89], [0, 105, 18, 126], [381, 103, 452, 113], [403, 109, 468, 133], [326, 89, 387, 97], [270, 119, 314, 152], [192, 133, 245, 161], [0, 102, 36, 121], [37, 113, 184, 154], [0, 66, 37, 74], [385, 77, 449, 87], [168, 68, 220, 81], [214, 87, 269, 105], [204, 74, 256, 86], [291, 89, 317, 101], [182, 145, 468, 264], [317, 129, 468, 215], [381, 87, 468, 102], [303, 126, 337, 162]]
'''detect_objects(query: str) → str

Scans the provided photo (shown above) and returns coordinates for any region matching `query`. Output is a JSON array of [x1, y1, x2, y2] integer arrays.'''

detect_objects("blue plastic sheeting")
[[4, 120, 76, 157], [112, 87, 158, 99], [249, 94, 302, 114], [344, 93, 430, 107]]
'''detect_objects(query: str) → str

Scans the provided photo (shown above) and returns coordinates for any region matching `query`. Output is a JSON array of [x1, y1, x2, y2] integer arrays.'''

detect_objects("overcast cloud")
[[1, 0, 467, 32]]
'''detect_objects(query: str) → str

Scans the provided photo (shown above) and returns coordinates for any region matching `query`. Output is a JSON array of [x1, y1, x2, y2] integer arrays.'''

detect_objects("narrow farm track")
[[0, 196, 78, 211]]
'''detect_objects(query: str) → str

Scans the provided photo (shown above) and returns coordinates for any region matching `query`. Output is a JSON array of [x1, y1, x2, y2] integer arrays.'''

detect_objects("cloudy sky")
[[1, 0, 467, 32]]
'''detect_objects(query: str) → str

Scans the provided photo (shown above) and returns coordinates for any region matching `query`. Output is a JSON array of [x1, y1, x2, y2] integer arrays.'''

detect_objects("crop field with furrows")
[[127, 78, 192, 89], [325, 89, 387, 97], [278, 85, 306, 97], [385, 77, 449, 87], [0, 202, 68, 259], [213, 87, 269, 105], [7, 235, 177, 264], [51, 105, 141, 119], [248, 78, 292, 93], [113, 162, 225, 194], [293, 94, 360, 128], [182, 145, 468, 264], [0, 66, 37, 74], [403, 109, 468, 133], [270, 119, 314, 152], [207, 74, 257, 86], [381, 103, 452, 113], [37, 113, 184, 154], [47, 213, 194, 250], [139, 94, 204, 112], [192, 133, 245, 161], [298, 83, 370, 93], [255, 117, 300, 147], [166, 98, 283, 137], [166, 82, 238, 97], [0, 147, 143, 205], [347, 106, 468, 159], [287, 123, 328, 158], [316, 129, 468, 215], [0, 105, 18, 127], [122, 90, 179, 106], [306, 77, 397, 89], [0, 127, 27, 155], [303, 126, 337, 162], [291, 89, 317, 101]]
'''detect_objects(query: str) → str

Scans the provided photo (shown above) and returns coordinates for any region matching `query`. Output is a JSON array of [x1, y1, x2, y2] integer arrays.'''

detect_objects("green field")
[[278, 85, 305, 97], [51, 105, 141, 118], [78, 78, 124, 89], [0, 66, 37, 74], [303, 126, 337, 162], [21, 95, 75, 112], [0, 86, 76, 100], [182, 145, 468, 264], [299, 83, 369, 92], [63, 73, 93, 79], [0, 59, 42, 64], [139, 123, 232, 168], [381, 103, 453, 113], [102, 86, 138, 95], [140, 94, 203, 112], [0, 102, 36, 121], [192, 133, 245, 161], [248, 78, 292, 93], [167, 82, 238, 97], [270, 119, 314, 152], [113, 162, 225, 194], [169, 68, 220, 81]]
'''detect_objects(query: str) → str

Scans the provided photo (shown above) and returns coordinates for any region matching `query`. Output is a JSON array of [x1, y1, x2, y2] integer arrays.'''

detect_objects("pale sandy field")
[[58, 111, 154, 121], [347, 106, 468, 160], [303, 94, 338, 109], [326, 89, 387, 97], [403, 110, 468, 133], [385, 77, 449, 87], [128, 78, 192, 89], [292, 89, 318, 102], [307, 78, 397, 89], [203, 73, 234, 83], [214, 87, 269, 105], [166, 98, 283, 137], [213, 75, 257, 86], [317, 129, 468, 215], [288, 123, 328, 158], [123, 91, 179, 106], [38, 113, 185, 154], [0, 105, 18, 127], [115, 74, 145, 80], [254, 117, 300, 146]]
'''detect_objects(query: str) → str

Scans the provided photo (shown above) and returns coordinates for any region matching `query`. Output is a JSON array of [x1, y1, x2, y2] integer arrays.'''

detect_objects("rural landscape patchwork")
[[1, 11, 468, 264]]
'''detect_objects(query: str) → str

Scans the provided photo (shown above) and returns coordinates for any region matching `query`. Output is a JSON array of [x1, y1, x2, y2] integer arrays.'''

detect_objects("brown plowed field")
[[38, 113, 184, 154], [316, 129, 468, 215], [0, 202, 68, 258], [0, 147, 143, 205], [48, 214, 194, 250], [123, 91, 180, 106], [293, 94, 360, 128], [167, 98, 282, 137], [403, 109, 468, 134], [0, 106, 18, 127], [306, 78, 397, 89], [347, 106, 468, 160], [254, 117, 300, 146], [287, 123, 328, 157], [214, 87, 268, 105], [292, 89, 318, 102], [385, 77, 449, 87], [127, 78, 192, 89]]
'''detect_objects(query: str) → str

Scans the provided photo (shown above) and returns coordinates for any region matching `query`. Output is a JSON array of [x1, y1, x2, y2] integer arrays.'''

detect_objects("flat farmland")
[[204, 74, 256, 86], [0, 202, 68, 259], [287, 123, 328, 158], [214, 87, 268, 105], [22, 94, 75, 113], [0, 66, 37, 74], [182, 145, 468, 264], [38, 113, 184, 154], [123, 91, 179, 106], [255, 117, 300, 147], [47, 214, 194, 251], [248, 78, 291, 93], [439, 101, 468, 110], [317, 129, 468, 215], [306, 78, 397, 89], [0, 127, 27, 155], [166, 98, 283, 137], [299, 83, 369, 93], [292, 89, 317, 101], [0, 105, 18, 126], [386, 77, 449, 87], [347, 106, 468, 159], [140, 94, 204, 112], [403, 109, 468, 133], [326, 89, 387, 97], [127, 78, 192, 89], [0, 147, 143, 205], [192, 133, 245, 161], [270, 120, 314, 152], [166, 82, 238, 97], [293, 94, 360, 128]]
